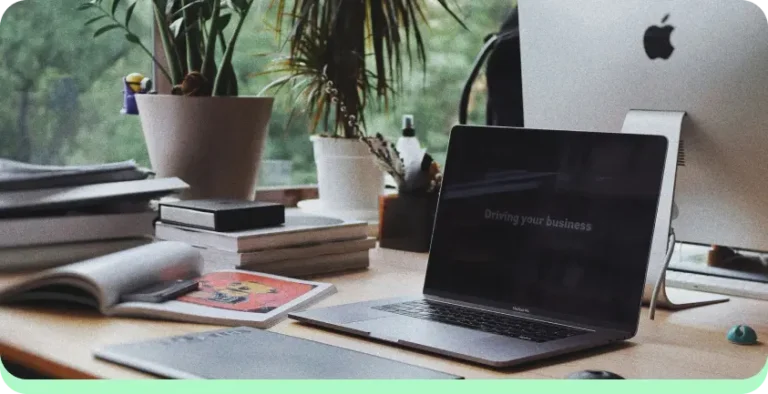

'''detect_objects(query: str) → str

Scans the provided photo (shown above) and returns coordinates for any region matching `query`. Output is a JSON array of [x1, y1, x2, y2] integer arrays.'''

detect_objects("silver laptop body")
[[291, 126, 668, 368]]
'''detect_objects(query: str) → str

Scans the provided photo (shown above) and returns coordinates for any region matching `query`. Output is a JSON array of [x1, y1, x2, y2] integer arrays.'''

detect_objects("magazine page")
[[109, 270, 336, 329], [0, 242, 203, 311]]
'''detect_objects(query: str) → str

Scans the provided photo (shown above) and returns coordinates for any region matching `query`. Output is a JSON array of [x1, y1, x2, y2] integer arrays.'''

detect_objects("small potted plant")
[[79, 0, 274, 200], [261, 0, 463, 220], [309, 75, 443, 252]]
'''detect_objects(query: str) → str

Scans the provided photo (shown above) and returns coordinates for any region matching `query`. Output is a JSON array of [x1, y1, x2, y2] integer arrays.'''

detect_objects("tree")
[[363, 0, 513, 165], [0, 0, 151, 164], [238, 0, 514, 184], [0, 0, 513, 185]]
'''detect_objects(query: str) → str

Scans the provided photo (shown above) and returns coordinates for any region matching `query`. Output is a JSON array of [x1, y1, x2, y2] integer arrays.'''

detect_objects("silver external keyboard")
[[666, 270, 768, 301]]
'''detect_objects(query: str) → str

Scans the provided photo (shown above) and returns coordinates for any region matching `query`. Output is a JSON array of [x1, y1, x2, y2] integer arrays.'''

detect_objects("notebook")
[[0, 210, 157, 248], [0, 159, 149, 191], [198, 237, 377, 267], [94, 327, 462, 379], [0, 237, 152, 273], [159, 200, 285, 232], [238, 250, 371, 278], [156, 211, 369, 252], [0, 177, 188, 216]]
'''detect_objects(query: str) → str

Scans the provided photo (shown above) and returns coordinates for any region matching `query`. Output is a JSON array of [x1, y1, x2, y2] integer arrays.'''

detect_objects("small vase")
[[309, 135, 386, 220]]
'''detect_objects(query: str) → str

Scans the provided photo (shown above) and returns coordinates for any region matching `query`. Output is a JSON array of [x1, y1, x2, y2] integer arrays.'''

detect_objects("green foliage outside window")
[[0, 0, 512, 186]]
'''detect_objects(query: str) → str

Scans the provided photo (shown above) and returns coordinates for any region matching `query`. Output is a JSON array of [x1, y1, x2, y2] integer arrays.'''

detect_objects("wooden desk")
[[0, 247, 765, 380]]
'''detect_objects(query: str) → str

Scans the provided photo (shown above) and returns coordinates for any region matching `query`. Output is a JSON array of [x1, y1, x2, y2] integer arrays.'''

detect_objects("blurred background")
[[0, 0, 513, 186]]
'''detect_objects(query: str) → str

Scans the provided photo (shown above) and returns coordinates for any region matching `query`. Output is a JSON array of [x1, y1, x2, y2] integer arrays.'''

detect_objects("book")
[[0, 177, 188, 217], [0, 242, 336, 329], [93, 327, 462, 379], [155, 211, 369, 253], [0, 238, 152, 273], [196, 237, 377, 267], [240, 250, 371, 278], [0, 210, 157, 248], [0, 159, 150, 192], [159, 200, 285, 232]]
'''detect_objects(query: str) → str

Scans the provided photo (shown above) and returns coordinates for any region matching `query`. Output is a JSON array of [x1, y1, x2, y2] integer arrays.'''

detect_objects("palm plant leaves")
[[79, 0, 464, 101], [267, 0, 465, 138]]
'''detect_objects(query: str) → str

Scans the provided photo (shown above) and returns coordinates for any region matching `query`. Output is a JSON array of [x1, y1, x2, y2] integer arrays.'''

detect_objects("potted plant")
[[261, 0, 464, 220], [78, 0, 274, 200]]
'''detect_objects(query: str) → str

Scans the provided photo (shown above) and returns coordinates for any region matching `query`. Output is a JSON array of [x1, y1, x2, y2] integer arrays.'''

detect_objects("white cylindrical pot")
[[311, 136, 386, 214], [136, 95, 274, 200]]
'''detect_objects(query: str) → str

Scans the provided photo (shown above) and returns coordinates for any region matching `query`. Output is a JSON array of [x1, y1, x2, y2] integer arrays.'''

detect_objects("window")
[[0, 0, 513, 187], [0, 0, 153, 166], [243, 1, 515, 183]]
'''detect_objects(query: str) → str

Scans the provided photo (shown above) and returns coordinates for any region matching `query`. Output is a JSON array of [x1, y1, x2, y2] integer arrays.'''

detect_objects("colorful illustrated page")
[[178, 272, 317, 313]]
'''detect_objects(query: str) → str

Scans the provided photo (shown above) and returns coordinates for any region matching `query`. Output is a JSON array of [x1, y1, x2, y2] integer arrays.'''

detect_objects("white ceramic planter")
[[136, 95, 274, 200], [310, 136, 385, 218]]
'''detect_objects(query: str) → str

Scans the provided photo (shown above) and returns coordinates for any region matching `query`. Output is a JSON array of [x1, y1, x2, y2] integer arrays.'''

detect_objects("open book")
[[0, 242, 336, 329]]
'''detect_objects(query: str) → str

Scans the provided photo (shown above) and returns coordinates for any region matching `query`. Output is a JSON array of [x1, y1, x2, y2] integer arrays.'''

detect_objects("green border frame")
[[1, 359, 766, 394], [1, 0, 767, 392]]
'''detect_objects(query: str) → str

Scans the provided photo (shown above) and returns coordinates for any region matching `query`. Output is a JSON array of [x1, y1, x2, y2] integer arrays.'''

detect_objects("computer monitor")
[[517, 0, 768, 253]]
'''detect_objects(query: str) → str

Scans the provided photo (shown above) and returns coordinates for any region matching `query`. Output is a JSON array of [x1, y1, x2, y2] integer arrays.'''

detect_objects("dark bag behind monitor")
[[458, 7, 523, 127]]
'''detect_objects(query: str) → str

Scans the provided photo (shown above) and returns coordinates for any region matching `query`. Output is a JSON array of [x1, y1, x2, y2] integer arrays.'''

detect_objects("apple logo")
[[644, 14, 675, 60]]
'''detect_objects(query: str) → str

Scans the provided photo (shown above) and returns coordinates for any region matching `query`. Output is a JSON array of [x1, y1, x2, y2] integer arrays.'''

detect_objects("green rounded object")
[[727, 325, 758, 345]]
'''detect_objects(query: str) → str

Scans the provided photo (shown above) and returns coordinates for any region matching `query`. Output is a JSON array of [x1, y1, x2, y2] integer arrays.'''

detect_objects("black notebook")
[[94, 327, 462, 379], [159, 200, 285, 232]]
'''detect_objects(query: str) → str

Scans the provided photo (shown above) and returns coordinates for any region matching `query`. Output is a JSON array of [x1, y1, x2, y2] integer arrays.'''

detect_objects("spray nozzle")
[[402, 115, 416, 137], [402, 115, 414, 130]]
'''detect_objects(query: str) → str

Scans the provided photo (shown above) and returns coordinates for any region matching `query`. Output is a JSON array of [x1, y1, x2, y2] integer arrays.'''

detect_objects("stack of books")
[[154, 202, 375, 278], [0, 159, 188, 272]]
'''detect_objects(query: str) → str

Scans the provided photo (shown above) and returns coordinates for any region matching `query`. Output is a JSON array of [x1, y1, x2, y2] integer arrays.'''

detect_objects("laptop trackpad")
[[346, 316, 493, 345]]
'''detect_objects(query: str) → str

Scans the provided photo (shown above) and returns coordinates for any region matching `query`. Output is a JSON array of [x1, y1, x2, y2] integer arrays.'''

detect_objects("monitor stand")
[[620, 110, 729, 318]]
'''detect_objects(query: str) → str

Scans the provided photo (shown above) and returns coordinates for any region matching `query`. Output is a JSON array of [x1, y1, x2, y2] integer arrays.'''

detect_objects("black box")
[[159, 200, 285, 232]]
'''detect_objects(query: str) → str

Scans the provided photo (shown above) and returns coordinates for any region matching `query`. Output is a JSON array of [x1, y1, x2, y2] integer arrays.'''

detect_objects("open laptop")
[[290, 125, 669, 368]]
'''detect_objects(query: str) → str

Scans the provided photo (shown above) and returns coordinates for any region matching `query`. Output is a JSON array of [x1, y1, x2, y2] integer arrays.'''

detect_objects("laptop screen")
[[424, 126, 667, 331]]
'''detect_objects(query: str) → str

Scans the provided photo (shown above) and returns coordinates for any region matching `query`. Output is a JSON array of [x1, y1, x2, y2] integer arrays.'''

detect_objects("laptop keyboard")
[[373, 300, 588, 343]]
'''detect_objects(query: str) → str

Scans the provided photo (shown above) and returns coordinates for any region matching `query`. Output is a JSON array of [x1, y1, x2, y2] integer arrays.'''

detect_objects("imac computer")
[[517, 0, 768, 301]]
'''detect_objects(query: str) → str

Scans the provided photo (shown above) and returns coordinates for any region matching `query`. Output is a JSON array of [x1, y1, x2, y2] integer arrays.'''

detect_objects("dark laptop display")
[[291, 125, 670, 367], [425, 126, 668, 331]]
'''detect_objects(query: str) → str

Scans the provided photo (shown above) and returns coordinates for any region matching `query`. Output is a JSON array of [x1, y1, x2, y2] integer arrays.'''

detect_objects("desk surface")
[[0, 247, 766, 380]]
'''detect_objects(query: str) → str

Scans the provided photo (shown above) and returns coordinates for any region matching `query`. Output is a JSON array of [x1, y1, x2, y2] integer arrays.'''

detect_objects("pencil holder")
[[378, 192, 439, 253]]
